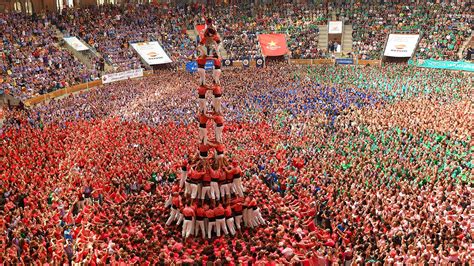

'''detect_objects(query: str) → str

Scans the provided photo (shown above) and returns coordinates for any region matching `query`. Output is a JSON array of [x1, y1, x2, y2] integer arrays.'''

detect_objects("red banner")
[[196, 24, 206, 40], [258, 34, 289, 57]]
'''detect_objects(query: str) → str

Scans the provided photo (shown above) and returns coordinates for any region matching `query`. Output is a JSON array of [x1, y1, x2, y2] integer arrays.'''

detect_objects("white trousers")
[[207, 221, 215, 239], [220, 183, 231, 198], [215, 125, 223, 143], [201, 186, 211, 200], [210, 181, 219, 200], [190, 183, 200, 199], [182, 219, 194, 238], [233, 178, 244, 197], [198, 98, 206, 113], [213, 96, 222, 113], [199, 127, 208, 144], [198, 68, 206, 85], [235, 214, 242, 230], [213, 69, 221, 85], [226, 217, 236, 236], [216, 218, 228, 236], [195, 220, 206, 238], [180, 170, 187, 189], [166, 208, 178, 226]]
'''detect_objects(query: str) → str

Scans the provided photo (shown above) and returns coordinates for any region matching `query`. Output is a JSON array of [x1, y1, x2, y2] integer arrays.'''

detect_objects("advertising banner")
[[63, 37, 89, 51], [223, 59, 233, 67], [242, 57, 250, 68], [130, 42, 172, 65], [409, 59, 474, 72], [336, 58, 354, 65], [384, 34, 420, 57], [258, 34, 289, 57], [328, 21, 343, 34], [101, 69, 143, 84]]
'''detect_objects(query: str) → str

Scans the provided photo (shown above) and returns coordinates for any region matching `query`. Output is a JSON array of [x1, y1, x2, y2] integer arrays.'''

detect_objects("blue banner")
[[185, 61, 197, 73], [409, 59, 474, 72], [223, 59, 233, 67], [185, 60, 215, 73], [336, 58, 354, 65], [205, 60, 214, 71], [256, 57, 264, 68]]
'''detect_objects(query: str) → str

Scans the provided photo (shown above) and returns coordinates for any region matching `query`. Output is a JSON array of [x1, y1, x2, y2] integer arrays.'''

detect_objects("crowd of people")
[[0, 12, 98, 100], [2, 62, 473, 264], [337, 2, 472, 60], [1, 2, 471, 99]]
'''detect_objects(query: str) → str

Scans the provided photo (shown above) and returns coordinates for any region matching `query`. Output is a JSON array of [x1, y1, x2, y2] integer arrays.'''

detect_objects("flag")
[[242, 57, 250, 68], [258, 34, 289, 56], [255, 57, 264, 68], [223, 58, 233, 67]]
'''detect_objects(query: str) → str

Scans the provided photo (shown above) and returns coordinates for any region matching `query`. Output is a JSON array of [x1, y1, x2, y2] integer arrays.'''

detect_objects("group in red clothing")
[[165, 48, 264, 240]]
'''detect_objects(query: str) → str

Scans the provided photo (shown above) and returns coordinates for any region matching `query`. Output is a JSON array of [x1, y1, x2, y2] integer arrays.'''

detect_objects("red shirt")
[[214, 206, 225, 217], [188, 170, 203, 182], [198, 114, 208, 124], [202, 171, 211, 183], [182, 206, 195, 218], [205, 209, 215, 219], [196, 207, 206, 218], [211, 115, 224, 124], [216, 143, 225, 153], [224, 206, 233, 217]]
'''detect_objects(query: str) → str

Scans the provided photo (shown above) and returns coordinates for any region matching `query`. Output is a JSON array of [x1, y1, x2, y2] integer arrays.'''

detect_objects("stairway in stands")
[[342, 24, 353, 54], [53, 25, 113, 73], [458, 33, 473, 61], [318, 25, 329, 51]]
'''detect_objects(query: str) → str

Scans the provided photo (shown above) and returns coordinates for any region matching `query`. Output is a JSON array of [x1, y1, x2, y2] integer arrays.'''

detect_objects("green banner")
[[409, 59, 474, 72]]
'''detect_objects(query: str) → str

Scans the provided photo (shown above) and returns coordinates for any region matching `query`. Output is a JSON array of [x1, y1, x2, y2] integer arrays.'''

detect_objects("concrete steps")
[[458, 33, 473, 60], [342, 24, 353, 53], [318, 25, 328, 51], [53, 24, 113, 73]]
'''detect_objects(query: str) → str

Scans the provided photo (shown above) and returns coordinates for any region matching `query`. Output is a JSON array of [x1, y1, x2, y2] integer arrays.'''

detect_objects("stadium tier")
[[1, 1, 473, 265]]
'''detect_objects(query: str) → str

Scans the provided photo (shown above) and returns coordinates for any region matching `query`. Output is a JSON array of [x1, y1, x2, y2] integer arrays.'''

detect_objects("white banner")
[[328, 21, 343, 34], [131, 42, 172, 65], [63, 37, 89, 51], [384, 34, 420, 57], [101, 69, 143, 84]]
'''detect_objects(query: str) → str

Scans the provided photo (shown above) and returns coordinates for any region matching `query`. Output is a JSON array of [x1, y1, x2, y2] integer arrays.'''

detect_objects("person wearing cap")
[[214, 203, 228, 237]]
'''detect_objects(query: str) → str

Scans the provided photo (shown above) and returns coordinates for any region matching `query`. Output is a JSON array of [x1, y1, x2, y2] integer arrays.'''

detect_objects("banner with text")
[[63, 37, 89, 51], [102, 69, 143, 84], [408, 59, 474, 72], [131, 42, 172, 65], [384, 34, 420, 57], [258, 34, 289, 57], [328, 21, 343, 34]]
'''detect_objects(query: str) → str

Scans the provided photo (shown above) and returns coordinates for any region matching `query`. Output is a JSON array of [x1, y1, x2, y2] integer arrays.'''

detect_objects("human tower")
[[165, 19, 265, 239]]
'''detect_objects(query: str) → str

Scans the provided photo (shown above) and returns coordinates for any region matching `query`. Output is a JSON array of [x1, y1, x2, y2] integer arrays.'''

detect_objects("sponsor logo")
[[225, 59, 231, 66], [243, 59, 249, 65], [266, 41, 281, 51], [394, 44, 407, 49], [256, 59, 263, 65]]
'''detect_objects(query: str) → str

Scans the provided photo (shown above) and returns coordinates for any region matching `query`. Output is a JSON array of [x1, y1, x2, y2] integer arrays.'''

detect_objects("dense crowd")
[[2, 63, 473, 264], [0, 12, 98, 100], [1, 2, 472, 100], [337, 2, 472, 60]]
